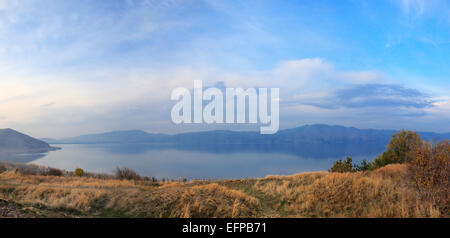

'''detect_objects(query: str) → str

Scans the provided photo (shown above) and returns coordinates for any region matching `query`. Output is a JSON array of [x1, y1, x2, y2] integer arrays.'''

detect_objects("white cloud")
[[0, 56, 392, 134], [0, 56, 448, 137]]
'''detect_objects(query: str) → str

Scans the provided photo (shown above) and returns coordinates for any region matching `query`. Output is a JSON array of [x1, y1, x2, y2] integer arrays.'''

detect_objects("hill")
[[0, 128, 60, 154]]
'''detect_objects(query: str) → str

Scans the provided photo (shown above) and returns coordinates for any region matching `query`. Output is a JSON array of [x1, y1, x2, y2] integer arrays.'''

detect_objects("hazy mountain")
[[0, 128, 60, 154], [43, 124, 450, 145], [50, 130, 171, 144]]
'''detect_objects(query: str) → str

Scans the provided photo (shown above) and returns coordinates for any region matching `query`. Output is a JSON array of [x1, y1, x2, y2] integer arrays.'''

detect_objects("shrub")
[[74, 168, 85, 177], [329, 157, 354, 173], [115, 167, 142, 180], [371, 130, 422, 169], [16, 167, 37, 176], [408, 141, 450, 215], [43, 167, 64, 177]]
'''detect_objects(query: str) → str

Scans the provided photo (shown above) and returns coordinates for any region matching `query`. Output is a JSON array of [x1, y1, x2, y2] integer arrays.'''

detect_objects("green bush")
[[74, 168, 85, 177], [369, 151, 394, 169], [329, 158, 372, 173], [329, 157, 355, 173], [354, 159, 371, 171]]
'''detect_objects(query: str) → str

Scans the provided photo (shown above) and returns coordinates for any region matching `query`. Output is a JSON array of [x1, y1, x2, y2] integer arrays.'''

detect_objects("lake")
[[4, 143, 378, 179]]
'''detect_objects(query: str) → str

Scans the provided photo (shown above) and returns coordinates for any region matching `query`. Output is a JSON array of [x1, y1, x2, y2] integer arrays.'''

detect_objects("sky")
[[0, 0, 449, 138]]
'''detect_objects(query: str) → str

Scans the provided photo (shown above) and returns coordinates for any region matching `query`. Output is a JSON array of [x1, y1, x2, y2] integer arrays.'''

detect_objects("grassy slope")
[[0, 164, 442, 218]]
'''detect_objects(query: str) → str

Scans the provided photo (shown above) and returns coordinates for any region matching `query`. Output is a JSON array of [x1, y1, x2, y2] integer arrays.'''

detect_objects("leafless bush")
[[114, 167, 142, 180], [0, 163, 7, 173], [42, 167, 64, 177], [408, 141, 450, 215], [16, 167, 37, 176]]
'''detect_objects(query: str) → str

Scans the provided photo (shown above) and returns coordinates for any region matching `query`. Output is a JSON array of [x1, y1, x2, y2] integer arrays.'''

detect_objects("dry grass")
[[172, 183, 259, 218], [0, 170, 260, 217], [373, 163, 409, 180], [0, 164, 445, 218], [251, 164, 440, 217]]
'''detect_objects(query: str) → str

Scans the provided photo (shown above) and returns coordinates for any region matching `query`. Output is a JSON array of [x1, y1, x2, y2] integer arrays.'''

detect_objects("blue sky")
[[0, 0, 449, 137]]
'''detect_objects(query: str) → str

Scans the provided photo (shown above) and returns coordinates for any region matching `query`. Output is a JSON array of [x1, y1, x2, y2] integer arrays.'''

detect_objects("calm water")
[[1, 143, 377, 179]]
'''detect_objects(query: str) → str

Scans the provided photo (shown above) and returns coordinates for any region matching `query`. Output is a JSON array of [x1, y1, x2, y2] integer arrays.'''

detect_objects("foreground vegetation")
[[0, 129, 448, 218], [330, 130, 449, 215], [0, 162, 445, 218]]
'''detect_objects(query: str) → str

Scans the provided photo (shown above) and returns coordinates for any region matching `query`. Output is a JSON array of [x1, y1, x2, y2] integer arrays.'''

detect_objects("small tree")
[[371, 130, 422, 169], [74, 168, 85, 177], [387, 130, 422, 163]]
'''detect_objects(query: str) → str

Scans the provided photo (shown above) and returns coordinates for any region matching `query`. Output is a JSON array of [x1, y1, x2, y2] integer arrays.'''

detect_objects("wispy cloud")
[[396, 0, 450, 20], [400, 0, 426, 16], [300, 84, 433, 109]]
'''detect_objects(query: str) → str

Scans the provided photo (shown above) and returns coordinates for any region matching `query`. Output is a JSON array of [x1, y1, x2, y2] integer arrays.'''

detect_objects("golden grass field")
[[0, 163, 444, 218]]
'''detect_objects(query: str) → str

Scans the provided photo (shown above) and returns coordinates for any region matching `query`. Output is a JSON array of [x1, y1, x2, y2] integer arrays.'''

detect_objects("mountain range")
[[42, 124, 450, 148]]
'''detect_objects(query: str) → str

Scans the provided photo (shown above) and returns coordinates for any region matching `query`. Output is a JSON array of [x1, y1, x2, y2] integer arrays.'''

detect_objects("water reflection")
[[0, 152, 47, 163], [19, 143, 381, 179], [84, 142, 384, 159]]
